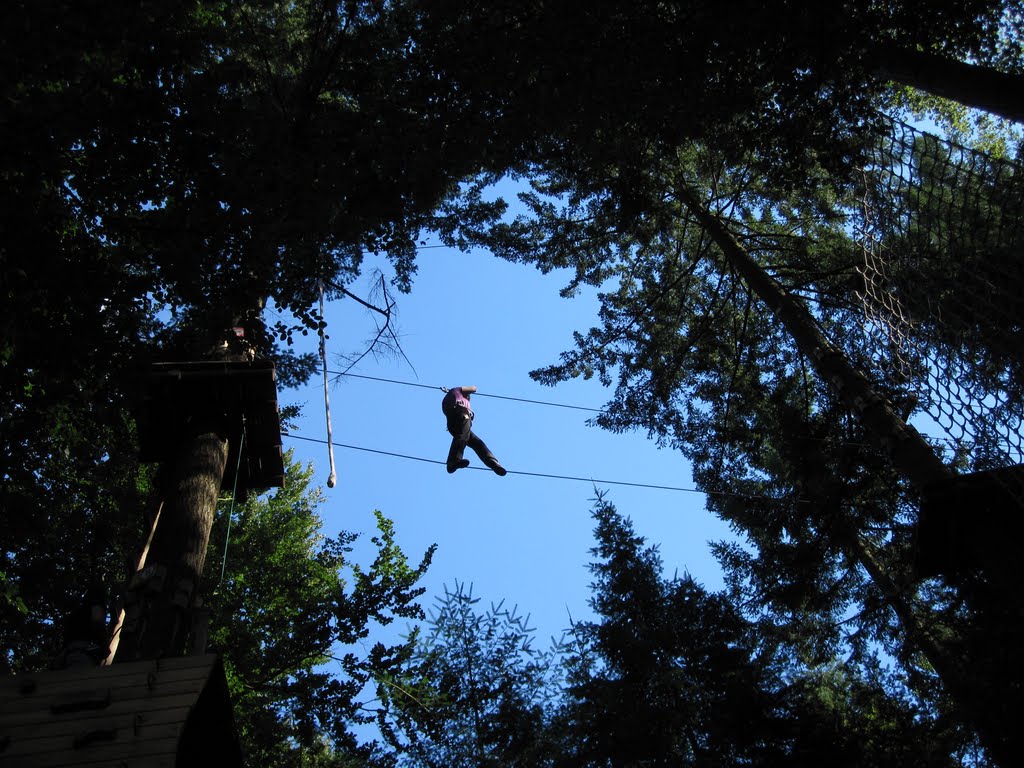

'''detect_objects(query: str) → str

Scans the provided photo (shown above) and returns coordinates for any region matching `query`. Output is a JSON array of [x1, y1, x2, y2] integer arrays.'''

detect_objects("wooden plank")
[[4, 719, 183, 761], [0, 677, 207, 719], [2, 655, 215, 689], [1, 681, 210, 726], [0, 656, 216, 706], [65, 756, 175, 768], [0, 655, 239, 768], [66, 756, 175, 768], [1, 735, 182, 768], [0, 656, 217, 746], [10, 703, 195, 742]]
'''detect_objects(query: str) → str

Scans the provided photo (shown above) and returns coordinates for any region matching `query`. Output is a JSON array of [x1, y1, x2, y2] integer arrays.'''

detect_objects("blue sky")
[[277, 246, 736, 646]]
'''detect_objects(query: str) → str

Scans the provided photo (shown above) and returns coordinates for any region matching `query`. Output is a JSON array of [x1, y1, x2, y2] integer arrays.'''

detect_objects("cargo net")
[[852, 116, 1024, 472]]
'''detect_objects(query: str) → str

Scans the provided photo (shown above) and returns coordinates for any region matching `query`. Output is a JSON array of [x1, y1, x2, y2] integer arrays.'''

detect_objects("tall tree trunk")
[[116, 423, 229, 660], [872, 45, 1024, 125], [675, 186, 1024, 763], [676, 185, 951, 489]]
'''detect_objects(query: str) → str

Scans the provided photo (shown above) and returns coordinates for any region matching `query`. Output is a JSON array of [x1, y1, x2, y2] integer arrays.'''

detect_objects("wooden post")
[[103, 502, 162, 666]]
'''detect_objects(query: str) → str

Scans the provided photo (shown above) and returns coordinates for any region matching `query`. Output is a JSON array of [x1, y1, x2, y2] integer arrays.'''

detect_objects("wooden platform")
[[137, 359, 285, 495], [917, 464, 1024, 577], [0, 655, 243, 767]]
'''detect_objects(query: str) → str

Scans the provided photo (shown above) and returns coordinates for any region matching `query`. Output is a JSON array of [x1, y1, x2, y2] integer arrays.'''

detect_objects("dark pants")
[[445, 406, 498, 469]]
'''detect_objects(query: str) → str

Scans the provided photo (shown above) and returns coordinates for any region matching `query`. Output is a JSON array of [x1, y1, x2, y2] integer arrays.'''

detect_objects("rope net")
[[851, 116, 1024, 474]]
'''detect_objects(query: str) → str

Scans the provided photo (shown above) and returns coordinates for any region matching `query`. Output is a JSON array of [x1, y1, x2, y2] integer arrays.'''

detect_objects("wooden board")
[[0, 655, 241, 767], [136, 359, 285, 493]]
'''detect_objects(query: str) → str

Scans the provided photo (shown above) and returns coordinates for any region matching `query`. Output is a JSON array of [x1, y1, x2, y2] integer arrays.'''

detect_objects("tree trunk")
[[872, 45, 1024, 125], [116, 424, 229, 660], [676, 185, 952, 489]]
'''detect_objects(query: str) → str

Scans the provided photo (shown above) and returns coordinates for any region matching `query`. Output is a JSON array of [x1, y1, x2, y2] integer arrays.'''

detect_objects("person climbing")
[[442, 385, 507, 476]]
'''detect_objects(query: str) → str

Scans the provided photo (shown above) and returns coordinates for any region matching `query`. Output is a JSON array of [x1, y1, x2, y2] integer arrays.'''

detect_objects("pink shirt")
[[442, 387, 473, 415]]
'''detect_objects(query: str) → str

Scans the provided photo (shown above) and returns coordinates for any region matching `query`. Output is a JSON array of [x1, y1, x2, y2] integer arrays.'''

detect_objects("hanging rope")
[[320, 280, 338, 488], [219, 422, 247, 587]]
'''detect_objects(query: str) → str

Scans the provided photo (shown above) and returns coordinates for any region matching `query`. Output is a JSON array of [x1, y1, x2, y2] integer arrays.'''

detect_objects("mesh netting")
[[852, 116, 1024, 471]]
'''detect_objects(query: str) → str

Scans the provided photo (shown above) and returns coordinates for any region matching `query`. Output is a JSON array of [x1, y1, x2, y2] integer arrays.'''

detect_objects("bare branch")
[[327, 272, 417, 377]]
